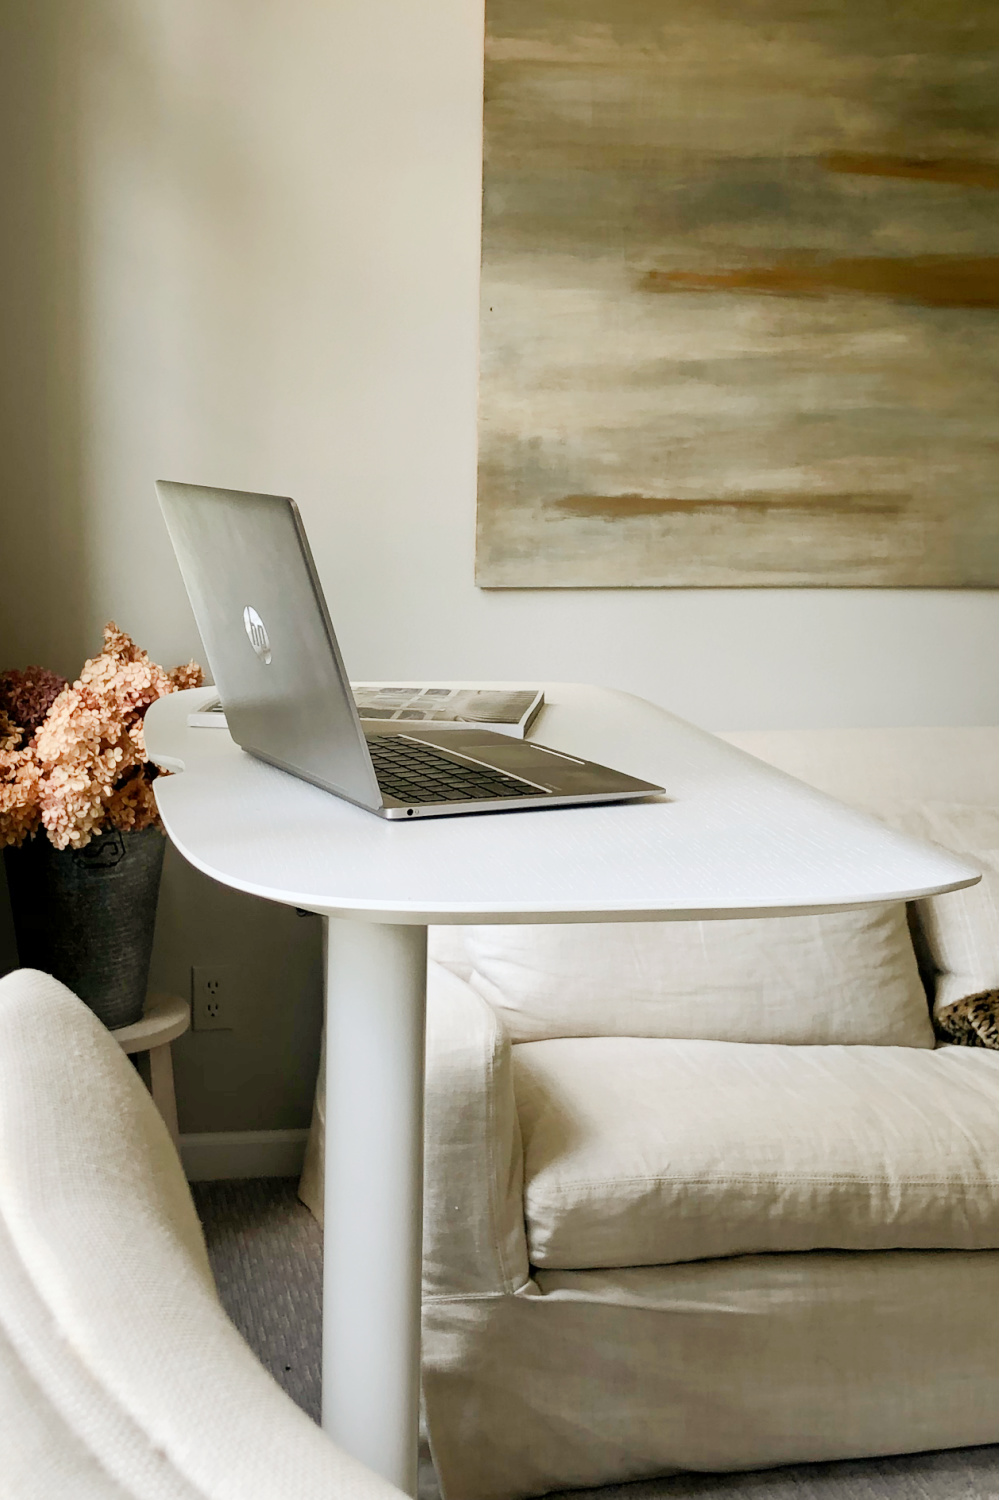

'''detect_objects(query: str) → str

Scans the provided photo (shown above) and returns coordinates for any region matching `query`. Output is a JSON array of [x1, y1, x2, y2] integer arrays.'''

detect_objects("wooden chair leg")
[[148, 1043, 180, 1146]]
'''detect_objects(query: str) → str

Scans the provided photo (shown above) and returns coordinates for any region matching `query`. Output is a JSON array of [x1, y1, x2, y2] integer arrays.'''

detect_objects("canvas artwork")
[[475, 0, 997, 588]]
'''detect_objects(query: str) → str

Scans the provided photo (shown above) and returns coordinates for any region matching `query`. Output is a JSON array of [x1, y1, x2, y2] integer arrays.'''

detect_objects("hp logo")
[[243, 605, 272, 664]]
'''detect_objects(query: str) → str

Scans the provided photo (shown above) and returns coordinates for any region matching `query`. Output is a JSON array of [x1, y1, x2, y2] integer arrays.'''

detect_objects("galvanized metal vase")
[[4, 826, 165, 1029]]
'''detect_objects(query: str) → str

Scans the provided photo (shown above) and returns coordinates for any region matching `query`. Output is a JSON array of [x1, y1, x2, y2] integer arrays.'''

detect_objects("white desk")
[[146, 684, 977, 1495]]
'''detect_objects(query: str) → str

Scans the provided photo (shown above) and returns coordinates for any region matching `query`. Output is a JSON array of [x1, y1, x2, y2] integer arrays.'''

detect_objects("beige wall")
[[1, 0, 995, 1131]]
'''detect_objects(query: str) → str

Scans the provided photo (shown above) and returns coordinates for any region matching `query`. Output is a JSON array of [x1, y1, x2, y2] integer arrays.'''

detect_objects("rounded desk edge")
[[145, 687, 982, 924]]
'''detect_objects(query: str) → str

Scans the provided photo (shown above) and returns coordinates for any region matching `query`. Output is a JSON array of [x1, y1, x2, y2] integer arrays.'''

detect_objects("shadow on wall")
[[0, 1, 91, 678], [150, 845, 324, 1136], [0, 866, 16, 978], [0, 3, 87, 976], [0, 6, 326, 1137]]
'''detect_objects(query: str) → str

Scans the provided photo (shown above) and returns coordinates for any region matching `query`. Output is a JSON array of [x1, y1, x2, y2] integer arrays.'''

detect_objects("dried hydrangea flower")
[[78, 623, 174, 718], [168, 660, 204, 692], [0, 711, 20, 755], [106, 768, 162, 834], [0, 667, 68, 736], [0, 711, 42, 848], [38, 761, 109, 850], [0, 625, 203, 850], [34, 686, 121, 769]]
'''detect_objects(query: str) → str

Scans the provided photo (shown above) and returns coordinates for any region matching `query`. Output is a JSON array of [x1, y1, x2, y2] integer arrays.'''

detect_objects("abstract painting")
[[475, 0, 997, 587]]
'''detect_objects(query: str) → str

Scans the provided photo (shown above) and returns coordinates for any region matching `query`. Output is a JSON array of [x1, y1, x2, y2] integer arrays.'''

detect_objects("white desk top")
[[146, 685, 978, 925]]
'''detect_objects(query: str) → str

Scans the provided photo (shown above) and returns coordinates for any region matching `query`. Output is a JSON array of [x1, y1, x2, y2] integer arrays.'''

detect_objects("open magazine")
[[187, 685, 545, 739]]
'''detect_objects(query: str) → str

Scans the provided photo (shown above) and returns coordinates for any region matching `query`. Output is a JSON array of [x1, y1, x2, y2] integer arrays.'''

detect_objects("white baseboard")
[[179, 1128, 309, 1182]]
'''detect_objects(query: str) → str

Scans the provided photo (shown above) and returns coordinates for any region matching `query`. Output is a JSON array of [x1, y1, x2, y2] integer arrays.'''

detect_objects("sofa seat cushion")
[[514, 1037, 998, 1270]]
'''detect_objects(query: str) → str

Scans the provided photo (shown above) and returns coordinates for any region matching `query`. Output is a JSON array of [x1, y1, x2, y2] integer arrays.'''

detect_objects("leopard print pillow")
[[934, 990, 999, 1050]]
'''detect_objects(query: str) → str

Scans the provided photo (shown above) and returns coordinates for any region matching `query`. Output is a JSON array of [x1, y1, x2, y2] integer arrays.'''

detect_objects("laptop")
[[155, 481, 664, 820]]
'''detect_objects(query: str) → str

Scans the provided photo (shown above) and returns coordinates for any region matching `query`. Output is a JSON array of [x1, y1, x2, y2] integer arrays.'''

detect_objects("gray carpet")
[[191, 1179, 997, 1500]]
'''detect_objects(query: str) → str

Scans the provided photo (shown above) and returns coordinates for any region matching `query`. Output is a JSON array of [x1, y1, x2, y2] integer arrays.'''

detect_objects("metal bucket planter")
[[4, 826, 165, 1029]]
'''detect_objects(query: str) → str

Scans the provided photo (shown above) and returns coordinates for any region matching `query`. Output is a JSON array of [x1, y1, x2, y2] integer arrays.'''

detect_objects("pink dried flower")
[[0, 625, 203, 850], [0, 712, 20, 755], [38, 761, 109, 850], [33, 685, 125, 769], [0, 666, 68, 736], [106, 768, 162, 834], [78, 622, 174, 717], [0, 711, 42, 848], [168, 660, 204, 692]]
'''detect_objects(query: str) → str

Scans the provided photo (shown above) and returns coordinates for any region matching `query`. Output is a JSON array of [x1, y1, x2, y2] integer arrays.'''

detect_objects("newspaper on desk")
[[187, 685, 544, 739]]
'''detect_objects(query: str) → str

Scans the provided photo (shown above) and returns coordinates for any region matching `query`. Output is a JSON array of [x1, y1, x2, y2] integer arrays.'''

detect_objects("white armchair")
[[0, 966, 405, 1500]]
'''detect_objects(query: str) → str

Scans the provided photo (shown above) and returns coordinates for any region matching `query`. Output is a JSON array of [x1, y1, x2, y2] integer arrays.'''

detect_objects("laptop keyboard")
[[367, 735, 543, 805]]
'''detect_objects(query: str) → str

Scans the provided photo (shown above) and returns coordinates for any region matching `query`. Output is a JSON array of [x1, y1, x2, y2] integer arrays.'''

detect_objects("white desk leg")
[[322, 917, 428, 1497]]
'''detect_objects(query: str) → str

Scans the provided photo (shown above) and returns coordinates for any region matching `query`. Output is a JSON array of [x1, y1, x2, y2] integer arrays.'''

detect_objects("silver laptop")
[[156, 481, 664, 819]]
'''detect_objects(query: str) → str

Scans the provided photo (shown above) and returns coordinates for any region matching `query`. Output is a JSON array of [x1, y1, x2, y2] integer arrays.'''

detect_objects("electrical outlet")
[[192, 966, 236, 1031]]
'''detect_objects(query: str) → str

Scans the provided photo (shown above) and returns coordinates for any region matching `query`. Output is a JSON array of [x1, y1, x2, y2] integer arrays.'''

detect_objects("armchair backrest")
[[0, 968, 405, 1500]]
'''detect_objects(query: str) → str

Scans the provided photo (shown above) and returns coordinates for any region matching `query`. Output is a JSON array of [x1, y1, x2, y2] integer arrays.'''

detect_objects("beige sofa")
[[306, 726, 998, 1499]]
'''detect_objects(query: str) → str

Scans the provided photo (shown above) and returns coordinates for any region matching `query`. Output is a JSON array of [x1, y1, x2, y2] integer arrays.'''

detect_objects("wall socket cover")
[[191, 965, 236, 1031]]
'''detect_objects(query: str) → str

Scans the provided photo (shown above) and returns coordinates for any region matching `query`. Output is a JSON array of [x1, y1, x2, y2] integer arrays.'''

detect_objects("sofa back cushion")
[[718, 728, 997, 809], [428, 729, 996, 1048], [880, 803, 998, 1044], [458, 905, 934, 1046]]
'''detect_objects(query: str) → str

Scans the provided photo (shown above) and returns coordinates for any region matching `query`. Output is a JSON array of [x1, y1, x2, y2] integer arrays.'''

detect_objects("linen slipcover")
[[299, 726, 1000, 1499], [891, 802, 998, 1019], [458, 903, 933, 1046], [424, 1255, 998, 1500], [416, 958, 999, 1500], [0, 968, 404, 1500], [514, 1036, 998, 1269]]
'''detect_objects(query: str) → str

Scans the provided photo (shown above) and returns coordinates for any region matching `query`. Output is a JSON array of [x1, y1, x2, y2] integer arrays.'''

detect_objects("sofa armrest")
[[424, 960, 529, 1299]]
